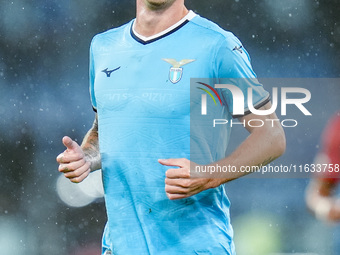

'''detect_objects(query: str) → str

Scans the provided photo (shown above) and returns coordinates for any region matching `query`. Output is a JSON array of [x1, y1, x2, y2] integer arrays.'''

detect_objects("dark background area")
[[0, 0, 339, 254]]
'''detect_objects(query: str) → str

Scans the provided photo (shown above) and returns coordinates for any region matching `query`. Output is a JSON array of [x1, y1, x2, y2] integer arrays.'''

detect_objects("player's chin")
[[146, 0, 175, 9]]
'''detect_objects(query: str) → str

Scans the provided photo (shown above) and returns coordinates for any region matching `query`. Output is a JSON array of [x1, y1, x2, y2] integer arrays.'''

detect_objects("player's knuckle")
[[183, 171, 190, 178], [165, 170, 171, 178]]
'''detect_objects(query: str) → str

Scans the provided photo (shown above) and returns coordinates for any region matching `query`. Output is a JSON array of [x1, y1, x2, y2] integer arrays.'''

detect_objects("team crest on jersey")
[[162, 58, 196, 84]]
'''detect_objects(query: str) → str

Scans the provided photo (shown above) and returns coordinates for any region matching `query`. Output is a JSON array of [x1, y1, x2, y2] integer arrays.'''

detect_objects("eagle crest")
[[162, 58, 196, 84]]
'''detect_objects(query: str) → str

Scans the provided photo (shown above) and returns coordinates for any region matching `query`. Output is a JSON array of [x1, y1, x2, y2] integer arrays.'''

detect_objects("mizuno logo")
[[232, 45, 243, 54], [162, 58, 196, 84], [102, 67, 121, 77]]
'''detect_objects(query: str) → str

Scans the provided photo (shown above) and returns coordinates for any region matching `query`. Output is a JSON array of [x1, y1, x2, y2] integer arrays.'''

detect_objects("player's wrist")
[[206, 178, 225, 189], [84, 152, 101, 172]]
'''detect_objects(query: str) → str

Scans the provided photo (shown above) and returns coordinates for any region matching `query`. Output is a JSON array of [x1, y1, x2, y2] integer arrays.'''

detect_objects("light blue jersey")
[[89, 11, 269, 255]]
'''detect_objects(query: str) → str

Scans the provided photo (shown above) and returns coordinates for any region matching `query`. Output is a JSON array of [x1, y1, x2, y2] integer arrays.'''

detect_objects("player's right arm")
[[56, 114, 101, 183]]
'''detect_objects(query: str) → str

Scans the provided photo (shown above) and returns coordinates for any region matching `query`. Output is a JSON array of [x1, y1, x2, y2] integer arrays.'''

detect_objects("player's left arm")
[[159, 102, 286, 200]]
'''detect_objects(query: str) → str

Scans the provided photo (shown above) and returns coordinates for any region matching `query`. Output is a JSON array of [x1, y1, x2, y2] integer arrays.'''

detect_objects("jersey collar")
[[131, 10, 196, 45]]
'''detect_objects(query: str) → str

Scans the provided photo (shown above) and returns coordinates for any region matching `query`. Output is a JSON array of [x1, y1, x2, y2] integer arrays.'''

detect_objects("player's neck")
[[135, 0, 188, 37]]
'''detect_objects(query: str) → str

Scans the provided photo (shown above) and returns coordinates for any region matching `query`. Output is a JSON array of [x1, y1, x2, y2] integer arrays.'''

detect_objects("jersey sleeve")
[[215, 34, 270, 117], [89, 38, 97, 112]]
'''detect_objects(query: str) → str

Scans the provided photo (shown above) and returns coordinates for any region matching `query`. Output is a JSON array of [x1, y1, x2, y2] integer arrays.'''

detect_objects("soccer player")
[[56, 1, 286, 254], [306, 112, 340, 222]]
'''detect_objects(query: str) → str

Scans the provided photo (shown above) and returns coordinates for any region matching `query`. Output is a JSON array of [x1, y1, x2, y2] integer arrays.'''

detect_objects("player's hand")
[[158, 158, 220, 200], [56, 136, 91, 183]]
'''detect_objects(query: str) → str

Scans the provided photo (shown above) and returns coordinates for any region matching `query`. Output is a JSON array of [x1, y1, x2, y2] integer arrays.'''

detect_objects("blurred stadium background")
[[0, 0, 339, 254]]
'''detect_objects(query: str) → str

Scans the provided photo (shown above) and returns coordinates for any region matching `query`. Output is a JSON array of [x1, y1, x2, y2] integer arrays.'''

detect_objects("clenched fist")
[[56, 136, 91, 183]]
